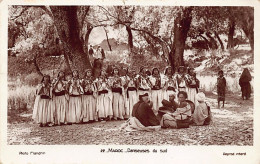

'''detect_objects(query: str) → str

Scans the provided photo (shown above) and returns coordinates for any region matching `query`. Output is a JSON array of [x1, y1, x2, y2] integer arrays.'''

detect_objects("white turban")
[[196, 92, 206, 102]]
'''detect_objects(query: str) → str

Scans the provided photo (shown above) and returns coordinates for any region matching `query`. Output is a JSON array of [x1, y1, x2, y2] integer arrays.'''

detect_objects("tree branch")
[[10, 6, 30, 20]]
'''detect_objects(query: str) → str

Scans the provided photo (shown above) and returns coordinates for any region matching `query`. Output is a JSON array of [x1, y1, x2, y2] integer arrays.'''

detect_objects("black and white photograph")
[[1, 1, 260, 163], [6, 5, 255, 145]]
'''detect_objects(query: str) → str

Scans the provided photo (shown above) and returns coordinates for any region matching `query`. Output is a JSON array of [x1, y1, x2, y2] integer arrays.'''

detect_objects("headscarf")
[[152, 67, 160, 76], [239, 68, 252, 83], [178, 66, 185, 73], [164, 66, 173, 75]]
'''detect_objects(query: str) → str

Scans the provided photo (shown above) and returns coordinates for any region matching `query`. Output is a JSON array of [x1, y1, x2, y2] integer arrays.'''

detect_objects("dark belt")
[[138, 88, 149, 91], [127, 87, 137, 98], [167, 87, 176, 91], [178, 86, 186, 88], [40, 95, 51, 99], [189, 85, 198, 93], [70, 94, 81, 97], [189, 85, 197, 88], [127, 87, 137, 91], [98, 90, 108, 95], [84, 91, 93, 95], [53, 90, 66, 96], [152, 87, 161, 90], [112, 88, 122, 94]]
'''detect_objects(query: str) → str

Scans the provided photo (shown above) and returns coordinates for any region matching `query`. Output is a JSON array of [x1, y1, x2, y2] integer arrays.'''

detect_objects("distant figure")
[[217, 70, 226, 108], [88, 45, 94, 56], [94, 45, 105, 60], [239, 68, 252, 100], [88, 45, 95, 67]]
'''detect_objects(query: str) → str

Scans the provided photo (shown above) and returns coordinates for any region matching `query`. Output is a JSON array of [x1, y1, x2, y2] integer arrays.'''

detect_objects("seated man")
[[192, 92, 211, 126], [133, 93, 160, 127], [157, 94, 178, 121], [160, 91, 192, 129]]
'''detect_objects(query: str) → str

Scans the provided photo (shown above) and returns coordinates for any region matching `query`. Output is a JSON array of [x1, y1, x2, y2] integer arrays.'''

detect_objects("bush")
[[8, 84, 36, 111]]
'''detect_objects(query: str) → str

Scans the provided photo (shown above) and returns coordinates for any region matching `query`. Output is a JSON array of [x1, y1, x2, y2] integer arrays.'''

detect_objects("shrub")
[[8, 84, 36, 111]]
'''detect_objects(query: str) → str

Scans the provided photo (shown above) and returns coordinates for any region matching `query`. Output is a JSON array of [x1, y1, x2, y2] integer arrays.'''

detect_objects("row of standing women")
[[32, 66, 200, 127]]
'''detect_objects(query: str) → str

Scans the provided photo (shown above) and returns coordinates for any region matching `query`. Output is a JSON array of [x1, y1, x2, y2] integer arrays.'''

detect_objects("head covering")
[[85, 69, 92, 73], [41, 74, 51, 83], [100, 68, 107, 76], [196, 92, 206, 102], [178, 66, 185, 72], [112, 66, 119, 75], [139, 93, 149, 100], [188, 67, 194, 75], [218, 70, 224, 75], [240, 68, 252, 83], [152, 67, 159, 76], [139, 66, 145, 73], [164, 66, 172, 75]]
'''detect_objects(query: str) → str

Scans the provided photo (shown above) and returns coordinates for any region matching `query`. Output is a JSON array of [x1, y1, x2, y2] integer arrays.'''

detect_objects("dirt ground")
[[7, 92, 253, 145]]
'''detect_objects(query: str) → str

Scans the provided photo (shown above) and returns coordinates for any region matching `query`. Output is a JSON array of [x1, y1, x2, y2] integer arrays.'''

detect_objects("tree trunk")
[[49, 6, 91, 73], [206, 32, 218, 50], [227, 18, 235, 49], [126, 25, 133, 51], [104, 27, 112, 51], [84, 27, 93, 55], [33, 57, 43, 76], [169, 7, 193, 72], [242, 24, 254, 51], [214, 31, 224, 51]]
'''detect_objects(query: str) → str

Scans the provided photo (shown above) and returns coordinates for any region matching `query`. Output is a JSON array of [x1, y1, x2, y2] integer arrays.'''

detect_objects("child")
[[32, 75, 53, 127], [67, 70, 84, 124], [217, 70, 226, 108], [51, 71, 68, 126], [81, 69, 97, 123], [95, 69, 113, 121]]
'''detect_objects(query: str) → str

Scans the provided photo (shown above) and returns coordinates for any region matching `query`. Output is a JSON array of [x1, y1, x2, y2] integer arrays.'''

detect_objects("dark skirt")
[[217, 90, 225, 101], [241, 82, 251, 99]]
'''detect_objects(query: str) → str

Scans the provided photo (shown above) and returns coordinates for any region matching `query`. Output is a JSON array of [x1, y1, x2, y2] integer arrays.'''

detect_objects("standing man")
[[94, 45, 105, 60], [88, 45, 94, 66]]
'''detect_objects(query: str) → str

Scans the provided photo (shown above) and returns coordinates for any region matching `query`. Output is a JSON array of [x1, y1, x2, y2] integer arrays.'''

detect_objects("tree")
[[46, 6, 92, 73], [169, 7, 193, 69]]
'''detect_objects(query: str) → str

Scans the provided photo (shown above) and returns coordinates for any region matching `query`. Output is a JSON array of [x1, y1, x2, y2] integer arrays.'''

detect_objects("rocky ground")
[[7, 93, 253, 145]]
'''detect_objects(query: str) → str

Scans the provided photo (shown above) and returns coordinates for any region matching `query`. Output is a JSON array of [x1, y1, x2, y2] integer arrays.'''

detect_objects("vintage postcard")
[[0, 0, 260, 163]]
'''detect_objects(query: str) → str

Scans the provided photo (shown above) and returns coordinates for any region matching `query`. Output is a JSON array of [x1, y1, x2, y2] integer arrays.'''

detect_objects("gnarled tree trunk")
[[227, 18, 235, 49], [214, 31, 224, 51], [49, 6, 91, 74], [126, 25, 133, 51], [169, 7, 193, 72]]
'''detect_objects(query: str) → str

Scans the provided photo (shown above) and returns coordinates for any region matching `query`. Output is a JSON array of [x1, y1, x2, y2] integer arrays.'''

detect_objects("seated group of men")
[[132, 91, 210, 129]]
